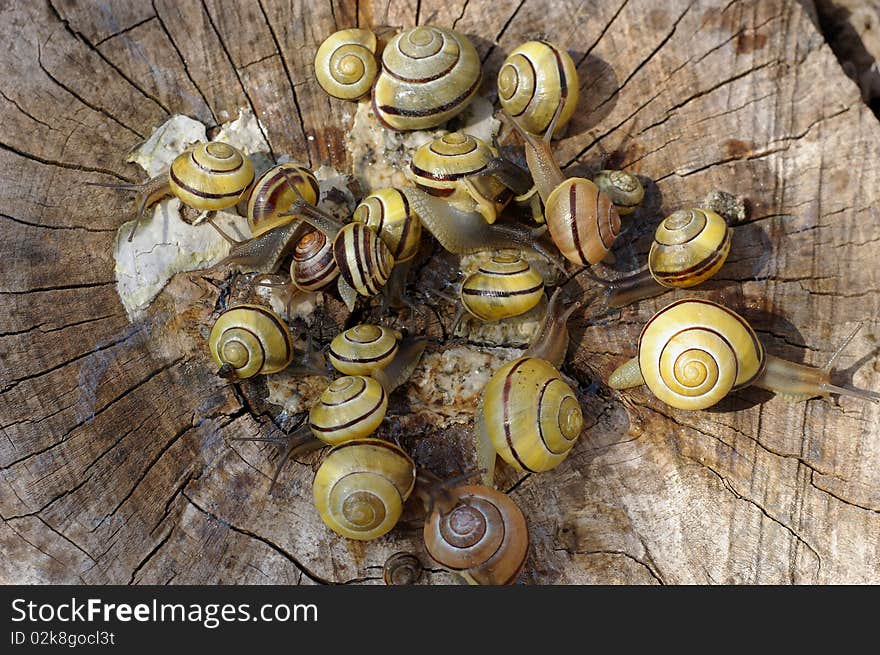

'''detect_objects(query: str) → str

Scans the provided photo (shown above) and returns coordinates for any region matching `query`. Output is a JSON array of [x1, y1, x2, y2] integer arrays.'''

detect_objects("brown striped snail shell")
[[334, 222, 396, 297], [480, 356, 583, 472], [497, 41, 579, 137], [383, 552, 423, 585], [373, 26, 482, 131], [314, 28, 379, 101], [208, 304, 294, 379], [460, 253, 545, 322], [544, 177, 620, 265], [408, 132, 512, 224], [592, 170, 644, 216], [247, 163, 319, 237], [352, 187, 423, 263], [169, 141, 255, 213], [649, 209, 732, 288], [328, 324, 402, 376], [308, 375, 388, 446], [313, 439, 416, 540], [290, 228, 340, 292], [424, 484, 529, 585]]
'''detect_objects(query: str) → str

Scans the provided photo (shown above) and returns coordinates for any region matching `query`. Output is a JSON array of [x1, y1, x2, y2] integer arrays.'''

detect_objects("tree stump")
[[2, 0, 879, 585]]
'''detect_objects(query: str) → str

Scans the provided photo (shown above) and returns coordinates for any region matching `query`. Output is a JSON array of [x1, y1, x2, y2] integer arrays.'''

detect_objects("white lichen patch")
[[114, 110, 270, 320]]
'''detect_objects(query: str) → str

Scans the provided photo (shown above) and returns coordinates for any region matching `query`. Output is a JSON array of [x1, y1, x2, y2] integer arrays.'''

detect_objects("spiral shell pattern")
[[638, 299, 765, 410], [352, 188, 423, 263], [291, 229, 339, 292], [649, 209, 732, 289], [328, 324, 402, 376], [246, 163, 319, 237], [373, 26, 482, 131], [482, 357, 583, 472], [208, 304, 293, 379], [424, 485, 529, 585], [497, 40, 579, 137], [333, 222, 395, 297], [460, 253, 545, 321], [383, 552, 423, 585], [313, 28, 379, 101], [169, 142, 255, 212], [592, 170, 644, 216], [309, 375, 388, 446], [313, 439, 416, 541], [545, 178, 621, 265]]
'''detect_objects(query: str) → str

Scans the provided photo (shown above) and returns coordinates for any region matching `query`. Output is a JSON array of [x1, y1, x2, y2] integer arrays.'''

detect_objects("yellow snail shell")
[[246, 163, 319, 237], [648, 209, 732, 288], [592, 170, 644, 216], [460, 253, 545, 321], [169, 142, 255, 212], [373, 26, 481, 131], [308, 375, 388, 446], [313, 439, 416, 540], [481, 357, 583, 472], [352, 187, 423, 263], [328, 324, 402, 376], [208, 304, 293, 379], [424, 484, 529, 585], [291, 228, 340, 292], [497, 40, 579, 137], [314, 28, 379, 101]]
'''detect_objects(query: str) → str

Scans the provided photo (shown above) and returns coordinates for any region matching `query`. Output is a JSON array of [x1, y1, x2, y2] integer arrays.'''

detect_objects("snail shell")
[[328, 324, 402, 376], [545, 178, 621, 265], [637, 299, 765, 410], [409, 132, 510, 224], [497, 40, 579, 137], [247, 163, 319, 237], [309, 375, 388, 446], [208, 304, 293, 379], [481, 357, 583, 472], [383, 552, 423, 585], [334, 222, 396, 297], [592, 170, 644, 216], [352, 187, 423, 263], [424, 484, 529, 585], [460, 253, 545, 321], [169, 142, 255, 212], [314, 28, 379, 101], [649, 209, 732, 288], [373, 26, 482, 131], [291, 228, 340, 292], [313, 439, 416, 540]]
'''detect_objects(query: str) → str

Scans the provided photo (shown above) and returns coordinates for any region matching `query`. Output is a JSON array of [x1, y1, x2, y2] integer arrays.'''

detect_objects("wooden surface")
[[1, 0, 879, 585]]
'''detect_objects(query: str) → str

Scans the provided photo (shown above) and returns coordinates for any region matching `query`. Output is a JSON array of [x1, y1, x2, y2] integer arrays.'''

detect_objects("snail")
[[505, 98, 621, 265], [594, 208, 732, 309], [328, 324, 402, 376], [497, 40, 579, 138], [314, 28, 379, 101], [289, 228, 340, 292], [246, 163, 320, 237], [592, 169, 645, 216], [459, 252, 545, 322], [208, 304, 294, 380], [383, 552, 423, 585], [91, 141, 255, 243], [422, 481, 529, 585], [313, 438, 417, 540], [408, 132, 529, 225], [476, 287, 587, 475], [608, 298, 880, 410]]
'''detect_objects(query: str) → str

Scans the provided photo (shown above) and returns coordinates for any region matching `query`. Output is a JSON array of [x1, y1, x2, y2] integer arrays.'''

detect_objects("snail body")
[[328, 324, 402, 376], [424, 484, 529, 585], [314, 28, 379, 101], [592, 170, 644, 216], [313, 439, 416, 540], [497, 41, 579, 138], [600, 208, 733, 309], [608, 298, 880, 409], [247, 163, 319, 237], [208, 304, 294, 379], [373, 26, 482, 131], [460, 253, 544, 322]]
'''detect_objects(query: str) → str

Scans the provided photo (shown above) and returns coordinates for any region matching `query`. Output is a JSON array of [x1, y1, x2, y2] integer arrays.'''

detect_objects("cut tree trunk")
[[1, 0, 879, 585]]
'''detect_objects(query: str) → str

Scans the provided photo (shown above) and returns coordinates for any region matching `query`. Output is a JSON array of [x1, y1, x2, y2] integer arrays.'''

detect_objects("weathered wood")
[[1, 0, 879, 585]]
